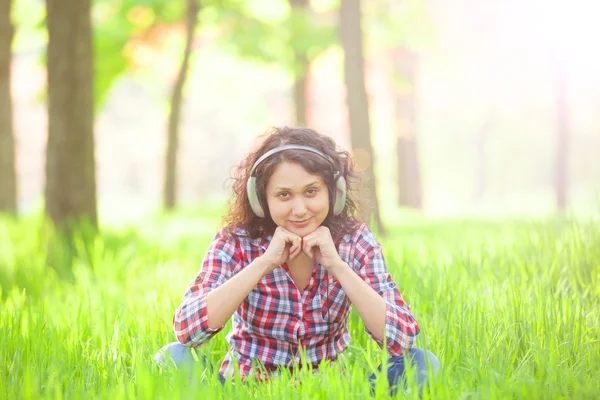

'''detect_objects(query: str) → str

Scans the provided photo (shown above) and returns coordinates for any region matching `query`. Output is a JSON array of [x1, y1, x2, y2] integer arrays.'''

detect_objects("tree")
[[94, 1, 188, 108], [0, 0, 17, 214], [161, 0, 332, 208], [289, 0, 310, 126], [164, 0, 199, 210], [340, 0, 385, 234], [368, 0, 434, 210], [392, 48, 422, 209], [45, 0, 97, 228], [216, 1, 335, 126]]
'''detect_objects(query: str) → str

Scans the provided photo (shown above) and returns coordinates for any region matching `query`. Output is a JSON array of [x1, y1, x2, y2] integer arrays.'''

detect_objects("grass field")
[[1, 212, 599, 399]]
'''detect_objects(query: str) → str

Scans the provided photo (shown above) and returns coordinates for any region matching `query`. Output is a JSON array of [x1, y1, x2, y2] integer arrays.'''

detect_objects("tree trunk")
[[289, 0, 310, 126], [556, 62, 567, 212], [164, 0, 199, 210], [45, 0, 97, 228], [392, 48, 422, 209], [340, 0, 385, 235], [292, 57, 309, 126], [0, 0, 17, 214]]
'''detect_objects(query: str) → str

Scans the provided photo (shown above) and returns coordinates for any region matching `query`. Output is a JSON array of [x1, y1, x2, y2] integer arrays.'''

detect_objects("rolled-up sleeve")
[[173, 230, 239, 347], [355, 228, 420, 356]]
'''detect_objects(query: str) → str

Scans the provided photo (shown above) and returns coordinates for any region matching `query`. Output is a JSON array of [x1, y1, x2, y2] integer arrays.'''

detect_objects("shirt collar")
[[252, 236, 271, 251], [248, 231, 352, 250]]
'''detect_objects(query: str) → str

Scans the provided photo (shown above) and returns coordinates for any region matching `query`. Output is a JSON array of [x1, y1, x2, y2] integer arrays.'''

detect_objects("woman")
[[155, 126, 439, 394]]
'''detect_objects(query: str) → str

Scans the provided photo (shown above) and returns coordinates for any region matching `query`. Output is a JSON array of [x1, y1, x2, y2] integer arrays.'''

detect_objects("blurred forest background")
[[1, 0, 600, 230]]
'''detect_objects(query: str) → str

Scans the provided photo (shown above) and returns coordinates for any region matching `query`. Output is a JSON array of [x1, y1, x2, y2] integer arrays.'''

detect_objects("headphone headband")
[[249, 144, 338, 177]]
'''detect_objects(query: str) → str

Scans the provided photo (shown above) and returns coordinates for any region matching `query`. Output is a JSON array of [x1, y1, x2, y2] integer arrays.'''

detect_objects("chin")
[[287, 223, 319, 236]]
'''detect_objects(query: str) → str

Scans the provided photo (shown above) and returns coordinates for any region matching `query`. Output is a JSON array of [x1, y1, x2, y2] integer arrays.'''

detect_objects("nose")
[[292, 198, 307, 218]]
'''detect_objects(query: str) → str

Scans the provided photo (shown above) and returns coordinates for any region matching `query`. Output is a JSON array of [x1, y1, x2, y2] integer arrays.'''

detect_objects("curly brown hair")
[[222, 126, 362, 240]]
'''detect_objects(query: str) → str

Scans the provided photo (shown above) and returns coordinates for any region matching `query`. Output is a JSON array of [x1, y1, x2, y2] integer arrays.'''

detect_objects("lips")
[[290, 218, 311, 227]]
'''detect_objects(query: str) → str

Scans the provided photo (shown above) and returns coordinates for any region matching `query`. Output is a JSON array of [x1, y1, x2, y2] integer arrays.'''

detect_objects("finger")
[[289, 245, 301, 261], [302, 237, 314, 258], [279, 227, 301, 243], [289, 237, 301, 260], [294, 237, 302, 252], [279, 226, 297, 238], [280, 226, 294, 235], [308, 228, 333, 248], [275, 228, 298, 249], [275, 226, 293, 238]]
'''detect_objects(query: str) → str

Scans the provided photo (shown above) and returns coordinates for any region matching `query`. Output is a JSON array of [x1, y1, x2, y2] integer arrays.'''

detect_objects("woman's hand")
[[302, 226, 344, 272], [260, 227, 302, 273]]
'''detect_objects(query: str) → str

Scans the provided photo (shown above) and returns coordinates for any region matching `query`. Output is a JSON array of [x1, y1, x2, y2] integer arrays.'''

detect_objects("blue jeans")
[[368, 348, 440, 396], [154, 342, 227, 384], [154, 342, 440, 395]]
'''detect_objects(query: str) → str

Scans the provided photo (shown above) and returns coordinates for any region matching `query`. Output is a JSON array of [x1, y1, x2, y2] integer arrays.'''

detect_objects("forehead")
[[267, 161, 325, 188]]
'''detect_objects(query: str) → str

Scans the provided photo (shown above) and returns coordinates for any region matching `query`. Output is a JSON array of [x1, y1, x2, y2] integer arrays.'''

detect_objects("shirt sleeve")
[[354, 226, 420, 356], [173, 229, 240, 347]]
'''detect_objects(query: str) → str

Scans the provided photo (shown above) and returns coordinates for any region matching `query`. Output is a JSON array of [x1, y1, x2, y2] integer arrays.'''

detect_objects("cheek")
[[265, 197, 274, 211], [267, 199, 287, 218], [322, 190, 331, 208], [312, 193, 330, 213]]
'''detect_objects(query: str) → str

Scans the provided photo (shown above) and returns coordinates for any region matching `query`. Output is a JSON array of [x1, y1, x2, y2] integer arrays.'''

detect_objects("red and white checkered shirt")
[[173, 223, 420, 379]]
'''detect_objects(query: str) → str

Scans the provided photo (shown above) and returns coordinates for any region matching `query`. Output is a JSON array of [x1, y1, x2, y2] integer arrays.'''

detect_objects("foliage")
[[366, 0, 437, 51], [12, 0, 186, 110], [14, 0, 335, 109], [213, 0, 337, 77], [93, 0, 187, 109], [1, 211, 599, 398]]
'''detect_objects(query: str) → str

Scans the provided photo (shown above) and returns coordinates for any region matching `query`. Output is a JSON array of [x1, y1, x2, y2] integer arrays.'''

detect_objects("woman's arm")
[[174, 252, 272, 345], [173, 231, 245, 346], [205, 256, 271, 329], [207, 226, 303, 328], [302, 225, 419, 356], [174, 227, 301, 346], [330, 261, 387, 341], [301, 225, 419, 354], [354, 230, 420, 355], [330, 226, 419, 356]]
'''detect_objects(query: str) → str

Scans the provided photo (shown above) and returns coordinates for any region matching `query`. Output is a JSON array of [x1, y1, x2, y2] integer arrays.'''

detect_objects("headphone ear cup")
[[333, 176, 347, 216], [246, 177, 265, 218]]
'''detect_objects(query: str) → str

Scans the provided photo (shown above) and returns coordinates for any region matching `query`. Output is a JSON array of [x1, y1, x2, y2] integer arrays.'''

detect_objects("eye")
[[277, 192, 290, 199], [306, 188, 318, 196]]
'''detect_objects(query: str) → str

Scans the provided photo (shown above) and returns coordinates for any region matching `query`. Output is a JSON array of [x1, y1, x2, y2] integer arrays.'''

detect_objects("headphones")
[[246, 144, 347, 218]]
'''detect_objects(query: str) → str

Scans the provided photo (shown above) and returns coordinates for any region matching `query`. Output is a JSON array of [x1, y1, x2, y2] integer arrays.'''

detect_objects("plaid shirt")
[[173, 223, 419, 379]]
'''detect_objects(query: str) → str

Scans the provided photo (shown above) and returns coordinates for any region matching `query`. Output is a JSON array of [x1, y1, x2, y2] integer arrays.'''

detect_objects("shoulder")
[[338, 223, 380, 248], [212, 226, 270, 255], [338, 223, 383, 269]]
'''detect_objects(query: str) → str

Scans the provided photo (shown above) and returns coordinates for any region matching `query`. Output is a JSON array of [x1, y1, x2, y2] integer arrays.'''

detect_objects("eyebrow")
[[274, 181, 320, 191]]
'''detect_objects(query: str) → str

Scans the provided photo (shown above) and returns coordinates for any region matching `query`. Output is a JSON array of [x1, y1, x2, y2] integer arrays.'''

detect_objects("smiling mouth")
[[290, 218, 311, 225]]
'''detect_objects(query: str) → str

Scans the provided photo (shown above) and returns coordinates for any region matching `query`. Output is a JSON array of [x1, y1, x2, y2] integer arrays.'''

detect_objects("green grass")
[[1, 212, 599, 399]]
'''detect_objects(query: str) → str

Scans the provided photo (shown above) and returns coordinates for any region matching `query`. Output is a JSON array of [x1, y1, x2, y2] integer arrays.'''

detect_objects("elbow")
[[388, 333, 419, 357], [172, 291, 222, 347], [174, 326, 192, 346], [172, 311, 201, 347], [386, 315, 420, 356], [402, 332, 419, 352], [398, 321, 420, 354], [172, 309, 218, 347], [176, 335, 191, 346], [173, 318, 192, 346]]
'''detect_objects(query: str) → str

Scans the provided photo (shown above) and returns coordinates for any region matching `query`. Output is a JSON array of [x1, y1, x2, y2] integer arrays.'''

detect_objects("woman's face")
[[265, 161, 330, 237]]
